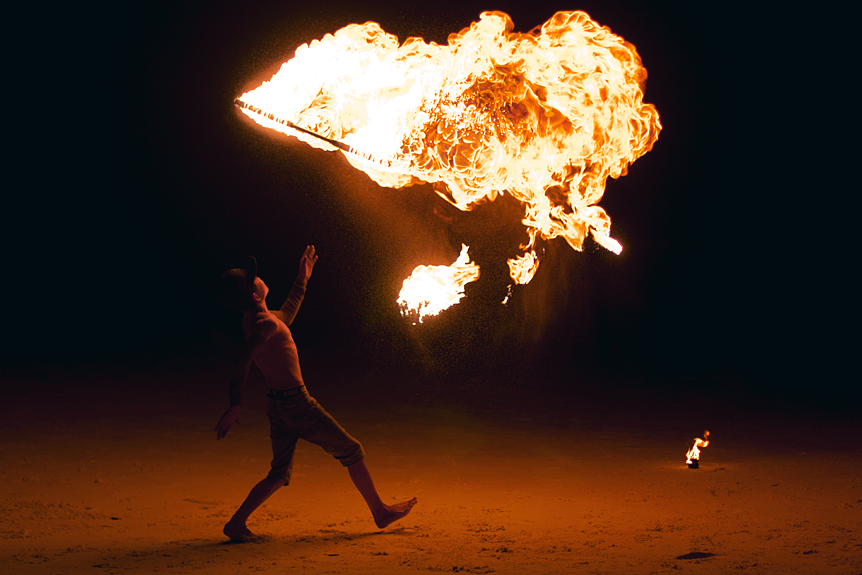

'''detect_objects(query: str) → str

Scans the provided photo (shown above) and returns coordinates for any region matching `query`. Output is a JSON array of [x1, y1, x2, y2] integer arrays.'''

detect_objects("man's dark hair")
[[217, 256, 258, 312]]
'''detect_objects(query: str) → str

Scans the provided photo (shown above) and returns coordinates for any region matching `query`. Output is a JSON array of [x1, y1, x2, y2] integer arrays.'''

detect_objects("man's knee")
[[266, 469, 291, 486], [336, 439, 365, 467]]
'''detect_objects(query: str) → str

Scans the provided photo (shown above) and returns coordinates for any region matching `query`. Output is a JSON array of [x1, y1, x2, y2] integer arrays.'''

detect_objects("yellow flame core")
[[238, 11, 660, 316], [397, 245, 481, 323]]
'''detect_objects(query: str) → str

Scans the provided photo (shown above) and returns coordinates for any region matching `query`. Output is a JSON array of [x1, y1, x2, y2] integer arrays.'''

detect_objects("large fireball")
[[237, 11, 661, 316]]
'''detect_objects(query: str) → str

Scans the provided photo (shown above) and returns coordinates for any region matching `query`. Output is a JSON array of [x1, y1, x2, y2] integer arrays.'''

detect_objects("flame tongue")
[[686, 430, 710, 465]]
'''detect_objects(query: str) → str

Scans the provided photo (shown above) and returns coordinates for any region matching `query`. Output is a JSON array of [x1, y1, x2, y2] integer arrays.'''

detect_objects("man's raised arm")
[[274, 245, 318, 326]]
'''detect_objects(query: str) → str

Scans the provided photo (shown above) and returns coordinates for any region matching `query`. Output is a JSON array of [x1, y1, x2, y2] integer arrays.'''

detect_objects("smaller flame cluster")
[[686, 430, 710, 469], [397, 245, 480, 323]]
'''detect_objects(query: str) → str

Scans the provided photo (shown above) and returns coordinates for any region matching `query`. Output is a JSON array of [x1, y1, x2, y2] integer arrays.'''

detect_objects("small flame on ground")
[[686, 430, 710, 466], [397, 244, 480, 323]]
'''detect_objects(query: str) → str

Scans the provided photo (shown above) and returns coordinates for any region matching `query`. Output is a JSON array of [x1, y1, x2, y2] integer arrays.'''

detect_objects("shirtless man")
[[215, 246, 417, 541]]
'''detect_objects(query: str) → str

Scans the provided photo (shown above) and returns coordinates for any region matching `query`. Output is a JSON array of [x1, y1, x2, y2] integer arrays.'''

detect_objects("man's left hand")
[[216, 406, 241, 440], [297, 245, 318, 284]]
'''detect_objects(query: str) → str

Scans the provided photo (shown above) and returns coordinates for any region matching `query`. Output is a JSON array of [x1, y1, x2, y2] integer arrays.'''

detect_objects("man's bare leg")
[[223, 476, 284, 541], [347, 460, 417, 529]]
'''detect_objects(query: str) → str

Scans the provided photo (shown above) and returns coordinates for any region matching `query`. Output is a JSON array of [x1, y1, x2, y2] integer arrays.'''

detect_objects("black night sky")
[[6, 0, 850, 406]]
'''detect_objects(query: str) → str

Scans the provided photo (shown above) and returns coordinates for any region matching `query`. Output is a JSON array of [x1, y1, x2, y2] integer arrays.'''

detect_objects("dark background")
[[6, 1, 850, 406]]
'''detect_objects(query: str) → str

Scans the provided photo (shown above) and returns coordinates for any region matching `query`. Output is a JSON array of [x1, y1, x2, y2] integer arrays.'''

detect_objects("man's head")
[[217, 256, 266, 312]]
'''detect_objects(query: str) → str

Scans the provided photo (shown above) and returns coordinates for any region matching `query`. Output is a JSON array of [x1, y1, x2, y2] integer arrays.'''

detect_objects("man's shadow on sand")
[[215, 525, 416, 546]]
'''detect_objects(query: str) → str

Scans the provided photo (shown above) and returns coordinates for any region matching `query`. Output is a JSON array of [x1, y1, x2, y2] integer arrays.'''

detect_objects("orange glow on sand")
[[236, 11, 660, 316]]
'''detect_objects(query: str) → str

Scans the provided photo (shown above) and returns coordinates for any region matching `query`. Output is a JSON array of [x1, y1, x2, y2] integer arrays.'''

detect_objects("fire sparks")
[[397, 244, 481, 323], [236, 11, 660, 318], [686, 430, 710, 468]]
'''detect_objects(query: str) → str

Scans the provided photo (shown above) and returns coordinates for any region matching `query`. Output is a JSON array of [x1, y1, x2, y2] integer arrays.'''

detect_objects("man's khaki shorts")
[[266, 387, 365, 485]]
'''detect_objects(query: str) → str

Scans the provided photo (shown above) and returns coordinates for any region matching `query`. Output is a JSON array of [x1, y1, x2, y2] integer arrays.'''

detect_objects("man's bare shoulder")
[[244, 311, 279, 340]]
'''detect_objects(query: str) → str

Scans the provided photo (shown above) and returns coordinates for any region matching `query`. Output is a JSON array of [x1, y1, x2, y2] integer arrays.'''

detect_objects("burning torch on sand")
[[686, 430, 710, 469]]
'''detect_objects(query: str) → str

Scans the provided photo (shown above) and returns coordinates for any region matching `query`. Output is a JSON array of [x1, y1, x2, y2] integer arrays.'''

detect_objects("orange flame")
[[397, 244, 480, 323], [237, 11, 660, 314], [686, 430, 710, 464], [507, 250, 540, 285]]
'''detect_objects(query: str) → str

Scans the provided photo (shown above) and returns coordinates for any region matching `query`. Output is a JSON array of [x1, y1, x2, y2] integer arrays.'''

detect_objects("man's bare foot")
[[223, 520, 255, 542], [373, 497, 418, 529]]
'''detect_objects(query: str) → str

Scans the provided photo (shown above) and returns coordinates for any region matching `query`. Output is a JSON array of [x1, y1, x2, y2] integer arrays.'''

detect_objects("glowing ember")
[[686, 430, 710, 468], [397, 244, 480, 323], [236, 11, 660, 314]]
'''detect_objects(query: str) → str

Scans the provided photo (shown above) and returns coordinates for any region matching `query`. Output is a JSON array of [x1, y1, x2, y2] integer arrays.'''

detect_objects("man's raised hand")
[[297, 245, 318, 284]]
